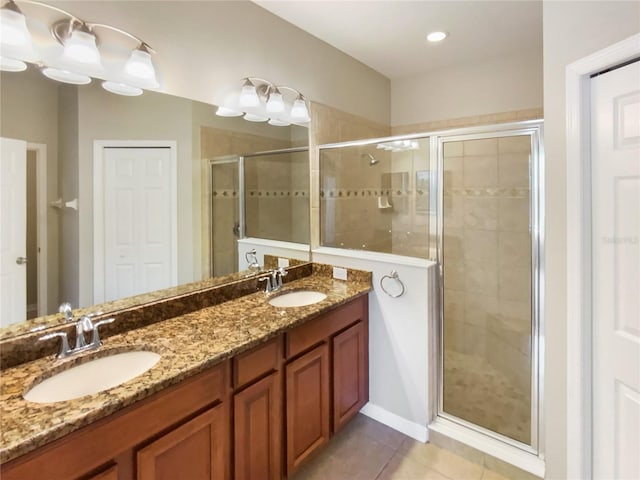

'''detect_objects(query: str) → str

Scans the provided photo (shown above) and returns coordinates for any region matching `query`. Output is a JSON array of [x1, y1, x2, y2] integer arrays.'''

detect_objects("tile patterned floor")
[[290, 414, 515, 480]]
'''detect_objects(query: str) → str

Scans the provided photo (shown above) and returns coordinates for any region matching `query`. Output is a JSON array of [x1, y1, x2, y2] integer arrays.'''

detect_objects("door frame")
[[93, 140, 178, 303], [27, 142, 47, 316], [565, 32, 640, 479]]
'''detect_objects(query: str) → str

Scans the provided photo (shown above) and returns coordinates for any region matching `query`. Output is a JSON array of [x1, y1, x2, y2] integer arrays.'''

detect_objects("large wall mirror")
[[0, 67, 310, 337]]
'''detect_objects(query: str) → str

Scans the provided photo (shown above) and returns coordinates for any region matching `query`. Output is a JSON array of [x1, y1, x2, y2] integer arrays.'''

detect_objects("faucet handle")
[[58, 302, 73, 322], [277, 267, 288, 277], [91, 318, 115, 347], [39, 331, 71, 359], [258, 276, 273, 293]]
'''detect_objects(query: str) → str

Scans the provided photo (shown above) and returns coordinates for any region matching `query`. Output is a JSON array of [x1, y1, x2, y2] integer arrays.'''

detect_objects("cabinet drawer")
[[286, 296, 367, 359], [233, 337, 282, 389]]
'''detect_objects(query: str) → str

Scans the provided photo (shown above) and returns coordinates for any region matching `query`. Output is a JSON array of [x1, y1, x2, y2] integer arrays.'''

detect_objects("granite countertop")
[[0, 273, 370, 464]]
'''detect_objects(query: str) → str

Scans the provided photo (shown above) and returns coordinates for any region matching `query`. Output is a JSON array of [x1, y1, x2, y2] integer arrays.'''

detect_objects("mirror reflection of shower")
[[362, 153, 380, 166]]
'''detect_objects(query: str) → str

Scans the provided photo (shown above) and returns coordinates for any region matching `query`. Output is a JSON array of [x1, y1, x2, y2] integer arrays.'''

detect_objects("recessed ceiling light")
[[427, 31, 448, 43]]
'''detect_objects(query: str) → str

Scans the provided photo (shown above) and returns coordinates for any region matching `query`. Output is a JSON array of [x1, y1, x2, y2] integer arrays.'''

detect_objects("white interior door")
[[591, 60, 640, 479], [0, 137, 27, 326], [102, 146, 176, 301]]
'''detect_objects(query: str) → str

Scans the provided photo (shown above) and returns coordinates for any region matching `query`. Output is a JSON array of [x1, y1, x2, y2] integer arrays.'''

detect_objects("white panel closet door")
[[591, 60, 640, 479], [0, 138, 27, 326], [103, 147, 174, 301]]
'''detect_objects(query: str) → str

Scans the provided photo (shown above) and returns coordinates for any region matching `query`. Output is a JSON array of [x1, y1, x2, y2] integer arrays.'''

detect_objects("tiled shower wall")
[[442, 135, 532, 444], [201, 126, 293, 276], [244, 150, 309, 245]]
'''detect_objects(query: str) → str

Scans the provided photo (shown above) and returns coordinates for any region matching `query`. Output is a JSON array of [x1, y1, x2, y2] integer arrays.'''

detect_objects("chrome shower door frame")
[[433, 121, 545, 457]]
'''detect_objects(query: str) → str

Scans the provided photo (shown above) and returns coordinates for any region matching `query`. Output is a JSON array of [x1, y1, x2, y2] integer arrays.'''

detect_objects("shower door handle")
[[16, 256, 28, 265], [232, 222, 240, 237]]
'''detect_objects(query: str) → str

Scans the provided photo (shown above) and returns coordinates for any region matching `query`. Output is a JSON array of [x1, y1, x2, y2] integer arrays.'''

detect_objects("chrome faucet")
[[39, 314, 115, 359], [259, 267, 288, 293], [59, 302, 73, 322]]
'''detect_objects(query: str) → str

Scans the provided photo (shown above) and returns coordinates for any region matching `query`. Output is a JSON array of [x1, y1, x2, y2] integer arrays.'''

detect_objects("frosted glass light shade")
[[243, 113, 268, 122], [125, 48, 156, 81], [64, 30, 101, 65], [102, 81, 143, 96], [290, 97, 310, 122], [266, 90, 285, 113], [0, 56, 26, 71], [268, 118, 290, 127], [239, 82, 260, 108], [42, 67, 91, 85], [216, 106, 243, 117], [0, 8, 30, 46]]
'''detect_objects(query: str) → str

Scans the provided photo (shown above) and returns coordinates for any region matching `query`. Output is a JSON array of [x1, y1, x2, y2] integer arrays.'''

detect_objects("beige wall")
[[76, 85, 193, 307], [49, 1, 390, 125], [542, 2, 640, 479], [391, 49, 543, 128], [0, 70, 61, 314]]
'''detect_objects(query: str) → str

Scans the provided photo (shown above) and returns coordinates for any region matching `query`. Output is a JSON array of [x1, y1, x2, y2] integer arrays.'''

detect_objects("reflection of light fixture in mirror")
[[243, 113, 268, 122], [232, 77, 311, 126], [216, 106, 243, 117], [268, 118, 291, 126], [102, 81, 142, 96], [239, 78, 260, 108], [41, 66, 91, 84], [290, 94, 310, 122], [266, 87, 285, 113], [0, 0, 159, 94], [376, 140, 419, 152], [0, 56, 26, 71]]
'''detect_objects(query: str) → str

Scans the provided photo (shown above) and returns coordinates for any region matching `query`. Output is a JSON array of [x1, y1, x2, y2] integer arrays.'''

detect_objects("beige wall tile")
[[498, 152, 530, 188], [464, 197, 499, 230], [443, 195, 465, 229], [444, 259, 466, 291], [498, 197, 529, 232], [444, 288, 465, 324], [464, 155, 498, 187], [465, 293, 499, 329], [498, 265, 531, 302], [443, 156, 464, 188], [464, 229, 498, 263], [498, 135, 531, 154], [463, 138, 498, 156], [498, 231, 531, 268], [444, 140, 464, 157], [443, 227, 464, 261], [465, 260, 498, 295]]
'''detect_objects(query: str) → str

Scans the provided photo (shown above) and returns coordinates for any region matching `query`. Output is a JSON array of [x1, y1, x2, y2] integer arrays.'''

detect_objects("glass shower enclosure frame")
[[316, 119, 545, 460], [433, 121, 545, 457]]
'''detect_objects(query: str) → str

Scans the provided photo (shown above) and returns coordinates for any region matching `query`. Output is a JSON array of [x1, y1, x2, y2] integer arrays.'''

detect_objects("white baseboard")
[[360, 402, 429, 443]]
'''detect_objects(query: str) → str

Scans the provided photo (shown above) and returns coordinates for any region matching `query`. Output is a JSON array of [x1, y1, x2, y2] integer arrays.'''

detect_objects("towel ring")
[[380, 270, 405, 298]]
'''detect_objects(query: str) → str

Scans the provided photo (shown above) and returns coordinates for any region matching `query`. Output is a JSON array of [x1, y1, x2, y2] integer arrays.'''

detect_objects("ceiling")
[[253, 1, 542, 79]]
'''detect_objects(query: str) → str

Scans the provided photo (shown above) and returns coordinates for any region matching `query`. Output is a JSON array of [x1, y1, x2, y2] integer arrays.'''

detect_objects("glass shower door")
[[439, 131, 541, 450], [209, 157, 240, 277]]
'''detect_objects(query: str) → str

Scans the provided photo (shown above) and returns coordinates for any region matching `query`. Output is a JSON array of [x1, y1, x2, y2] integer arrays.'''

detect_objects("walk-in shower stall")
[[318, 121, 544, 465]]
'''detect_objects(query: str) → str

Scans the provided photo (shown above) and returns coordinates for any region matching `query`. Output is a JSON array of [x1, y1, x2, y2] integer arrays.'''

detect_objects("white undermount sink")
[[268, 290, 327, 308], [24, 351, 161, 404]]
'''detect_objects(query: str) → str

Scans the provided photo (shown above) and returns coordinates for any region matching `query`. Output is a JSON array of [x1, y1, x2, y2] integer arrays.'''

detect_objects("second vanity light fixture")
[[0, 0, 159, 95], [216, 77, 310, 127]]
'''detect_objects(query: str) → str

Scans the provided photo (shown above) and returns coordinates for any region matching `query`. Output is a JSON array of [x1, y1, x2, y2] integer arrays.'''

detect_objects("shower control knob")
[[16, 256, 28, 265]]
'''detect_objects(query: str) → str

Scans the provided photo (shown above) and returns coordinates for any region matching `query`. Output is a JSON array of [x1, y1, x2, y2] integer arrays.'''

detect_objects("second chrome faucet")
[[259, 267, 288, 293]]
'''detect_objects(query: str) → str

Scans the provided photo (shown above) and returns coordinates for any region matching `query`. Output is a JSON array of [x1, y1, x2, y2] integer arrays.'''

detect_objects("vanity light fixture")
[[0, 0, 159, 94], [426, 31, 448, 42], [219, 76, 311, 126]]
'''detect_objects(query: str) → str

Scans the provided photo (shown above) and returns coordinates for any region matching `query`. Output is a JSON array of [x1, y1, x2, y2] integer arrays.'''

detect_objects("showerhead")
[[362, 153, 380, 166]]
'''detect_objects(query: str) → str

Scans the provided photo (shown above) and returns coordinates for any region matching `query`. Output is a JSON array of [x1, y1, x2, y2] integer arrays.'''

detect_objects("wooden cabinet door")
[[285, 343, 330, 475], [137, 404, 227, 480], [234, 372, 282, 480], [333, 321, 368, 432]]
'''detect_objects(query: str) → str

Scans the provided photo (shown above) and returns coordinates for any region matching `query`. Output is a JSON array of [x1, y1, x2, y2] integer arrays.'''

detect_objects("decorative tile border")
[[444, 187, 530, 198], [320, 188, 429, 198], [211, 189, 239, 197], [247, 190, 308, 197]]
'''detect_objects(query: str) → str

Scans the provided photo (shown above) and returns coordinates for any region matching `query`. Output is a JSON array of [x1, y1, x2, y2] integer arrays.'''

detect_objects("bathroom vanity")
[[0, 264, 370, 480]]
